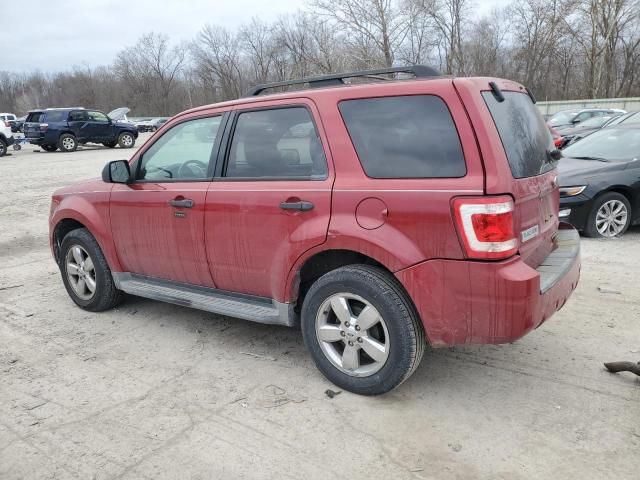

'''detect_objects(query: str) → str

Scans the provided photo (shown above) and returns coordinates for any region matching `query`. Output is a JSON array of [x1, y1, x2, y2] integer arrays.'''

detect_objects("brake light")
[[3, 121, 9, 127], [39, 123, 49, 132], [452, 196, 518, 260]]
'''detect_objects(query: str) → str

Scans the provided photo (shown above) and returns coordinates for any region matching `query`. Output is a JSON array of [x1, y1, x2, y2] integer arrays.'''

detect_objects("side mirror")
[[102, 160, 131, 184], [571, 118, 581, 124]]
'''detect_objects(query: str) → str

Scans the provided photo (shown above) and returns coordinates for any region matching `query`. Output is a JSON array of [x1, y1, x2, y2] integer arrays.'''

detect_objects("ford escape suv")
[[49, 66, 580, 395], [24, 107, 138, 152]]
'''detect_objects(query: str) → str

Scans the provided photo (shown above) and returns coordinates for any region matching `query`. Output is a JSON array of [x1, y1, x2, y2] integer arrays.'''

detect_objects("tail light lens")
[[452, 196, 518, 260], [39, 123, 49, 132], [3, 121, 9, 127]]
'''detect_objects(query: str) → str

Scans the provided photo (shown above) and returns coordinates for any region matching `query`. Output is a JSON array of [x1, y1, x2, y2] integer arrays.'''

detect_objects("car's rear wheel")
[[103, 141, 117, 148], [58, 134, 78, 152], [301, 265, 425, 395], [585, 192, 631, 238], [0, 138, 7, 157], [42, 144, 58, 152], [59, 228, 123, 312], [118, 132, 135, 148]]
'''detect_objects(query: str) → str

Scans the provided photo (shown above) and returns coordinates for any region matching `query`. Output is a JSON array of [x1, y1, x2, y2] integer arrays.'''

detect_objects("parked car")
[[0, 113, 18, 131], [11, 115, 26, 133], [555, 114, 622, 148], [0, 119, 15, 157], [136, 117, 169, 132], [49, 66, 580, 395], [23, 107, 138, 152], [548, 108, 626, 129], [558, 125, 640, 237]]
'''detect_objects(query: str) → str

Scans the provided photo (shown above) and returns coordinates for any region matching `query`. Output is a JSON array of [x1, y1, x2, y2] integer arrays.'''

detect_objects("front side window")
[[138, 116, 222, 181], [339, 95, 466, 178], [88, 111, 109, 122], [225, 107, 327, 179]]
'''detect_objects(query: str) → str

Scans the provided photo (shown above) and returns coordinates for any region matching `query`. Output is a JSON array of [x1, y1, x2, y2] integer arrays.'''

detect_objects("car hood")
[[558, 156, 629, 185], [52, 177, 112, 197], [108, 107, 130, 122]]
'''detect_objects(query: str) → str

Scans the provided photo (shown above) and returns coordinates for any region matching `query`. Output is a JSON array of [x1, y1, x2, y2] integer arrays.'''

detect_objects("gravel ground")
[[1, 136, 639, 479]]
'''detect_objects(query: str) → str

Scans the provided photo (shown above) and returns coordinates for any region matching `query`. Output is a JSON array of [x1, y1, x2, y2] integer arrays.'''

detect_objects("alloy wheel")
[[65, 245, 97, 300], [62, 137, 76, 151], [121, 134, 133, 147], [596, 200, 628, 237], [315, 293, 390, 377]]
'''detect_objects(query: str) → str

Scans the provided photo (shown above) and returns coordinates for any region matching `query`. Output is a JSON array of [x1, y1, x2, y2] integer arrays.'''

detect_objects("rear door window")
[[482, 91, 555, 178], [44, 111, 67, 122], [338, 95, 466, 178]]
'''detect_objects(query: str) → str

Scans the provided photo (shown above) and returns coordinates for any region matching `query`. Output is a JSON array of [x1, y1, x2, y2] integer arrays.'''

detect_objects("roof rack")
[[245, 65, 441, 97]]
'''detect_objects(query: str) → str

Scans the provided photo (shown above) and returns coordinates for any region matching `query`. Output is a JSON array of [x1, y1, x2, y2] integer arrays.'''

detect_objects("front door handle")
[[169, 198, 194, 208], [280, 200, 314, 211]]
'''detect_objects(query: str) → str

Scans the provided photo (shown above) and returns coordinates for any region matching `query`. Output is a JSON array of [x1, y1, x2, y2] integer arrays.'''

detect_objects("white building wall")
[[537, 97, 640, 115]]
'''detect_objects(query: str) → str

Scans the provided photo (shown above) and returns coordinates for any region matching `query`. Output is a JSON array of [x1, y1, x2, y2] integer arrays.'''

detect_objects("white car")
[[0, 119, 15, 157]]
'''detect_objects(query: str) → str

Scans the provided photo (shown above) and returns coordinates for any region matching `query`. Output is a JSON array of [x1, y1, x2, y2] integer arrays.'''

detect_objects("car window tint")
[[69, 111, 87, 121], [45, 111, 66, 122], [88, 111, 109, 122], [339, 95, 466, 178], [225, 107, 327, 179], [138, 116, 221, 181], [26, 112, 44, 123], [483, 91, 555, 178]]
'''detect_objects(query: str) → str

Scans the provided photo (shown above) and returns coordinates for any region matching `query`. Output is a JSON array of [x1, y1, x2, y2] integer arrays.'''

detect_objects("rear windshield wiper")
[[572, 156, 610, 162]]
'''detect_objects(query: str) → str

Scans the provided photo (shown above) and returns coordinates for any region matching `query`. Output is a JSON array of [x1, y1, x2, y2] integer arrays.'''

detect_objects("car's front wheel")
[[585, 192, 631, 238], [59, 228, 123, 311], [118, 132, 135, 148], [58, 134, 78, 152], [301, 265, 425, 395]]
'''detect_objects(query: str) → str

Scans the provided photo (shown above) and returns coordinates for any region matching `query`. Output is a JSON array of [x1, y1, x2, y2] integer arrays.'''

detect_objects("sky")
[[2, 0, 510, 73]]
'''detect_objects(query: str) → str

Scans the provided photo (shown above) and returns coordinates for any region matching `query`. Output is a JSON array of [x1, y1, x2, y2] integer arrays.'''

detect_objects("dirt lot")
[[1, 136, 639, 479]]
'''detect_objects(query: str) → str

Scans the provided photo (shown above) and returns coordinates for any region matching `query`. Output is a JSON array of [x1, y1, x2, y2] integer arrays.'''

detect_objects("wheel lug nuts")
[[348, 341, 354, 346], [357, 337, 363, 343], [340, 331, 346, 337], [345, 322, 350, 327], [355, 325, 360, 331]]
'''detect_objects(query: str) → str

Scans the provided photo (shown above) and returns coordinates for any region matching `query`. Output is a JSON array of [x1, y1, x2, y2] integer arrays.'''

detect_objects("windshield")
[[580, 116, 616, 128], [607, 112, 640, 127], [563, 128, 640, 161], [549, 111, 579, 126]]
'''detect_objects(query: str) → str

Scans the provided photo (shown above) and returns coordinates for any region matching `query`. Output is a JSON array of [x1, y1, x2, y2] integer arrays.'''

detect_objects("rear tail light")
[[452, 196, 518, 260], [3, 121, 9, 127], [39, 123, 49, 132]]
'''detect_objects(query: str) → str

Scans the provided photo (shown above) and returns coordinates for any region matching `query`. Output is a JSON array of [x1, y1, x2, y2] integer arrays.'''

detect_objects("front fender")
[[50, 192, 121, 272]]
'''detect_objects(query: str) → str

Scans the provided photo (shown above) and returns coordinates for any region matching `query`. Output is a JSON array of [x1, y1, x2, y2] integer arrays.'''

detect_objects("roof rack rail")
[[245, 65, 441, 97]]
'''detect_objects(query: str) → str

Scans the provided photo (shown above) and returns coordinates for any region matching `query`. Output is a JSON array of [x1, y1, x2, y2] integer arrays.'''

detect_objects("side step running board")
[[112, 273, 295, 327]]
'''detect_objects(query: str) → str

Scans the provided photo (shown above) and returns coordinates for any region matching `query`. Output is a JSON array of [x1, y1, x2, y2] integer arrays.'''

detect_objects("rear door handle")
[[280, 200, 314, 211], [169, 198, 194, 208]]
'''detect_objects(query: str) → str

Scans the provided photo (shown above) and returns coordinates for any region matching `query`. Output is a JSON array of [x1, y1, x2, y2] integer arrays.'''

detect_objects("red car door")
[[110, 113, 227, 287], [204, 99, 334, 301]]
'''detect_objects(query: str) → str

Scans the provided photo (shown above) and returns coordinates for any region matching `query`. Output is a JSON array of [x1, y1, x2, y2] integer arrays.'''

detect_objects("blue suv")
[[23, 108, 138, 152]]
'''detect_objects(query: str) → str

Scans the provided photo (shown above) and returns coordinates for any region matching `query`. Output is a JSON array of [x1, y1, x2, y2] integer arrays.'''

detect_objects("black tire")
[[301, 265, 425, 395], [42, 144, 58, 152], [0, 138, 7, 157], [584, 192, 632, 238], [59, 228, 123, 312], [103, 141, 117, 148], [58, 133, 78, 152], [118, 132, 135, 148]]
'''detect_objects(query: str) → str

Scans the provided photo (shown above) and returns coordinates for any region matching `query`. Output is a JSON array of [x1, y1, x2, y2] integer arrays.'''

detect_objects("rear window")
[[44, 111, 67, 122], [26, 112, 45, 123], [482, 91, 555, 178], [339, 95, 466, 179]]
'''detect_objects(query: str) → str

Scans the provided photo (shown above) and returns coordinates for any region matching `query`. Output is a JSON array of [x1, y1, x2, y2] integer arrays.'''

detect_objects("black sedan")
[[558, 125, 640, 238], [555, 114, 621, 148]]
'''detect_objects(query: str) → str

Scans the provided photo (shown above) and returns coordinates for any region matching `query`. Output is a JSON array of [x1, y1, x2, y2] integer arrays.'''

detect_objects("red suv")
[[49, 66, 580, 395]]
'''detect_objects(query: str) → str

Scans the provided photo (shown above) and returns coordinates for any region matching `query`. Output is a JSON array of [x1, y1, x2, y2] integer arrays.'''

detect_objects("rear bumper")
[[395, 224, 581, 347]]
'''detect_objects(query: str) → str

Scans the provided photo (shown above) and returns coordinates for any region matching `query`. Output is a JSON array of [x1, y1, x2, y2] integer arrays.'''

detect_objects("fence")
[[537, 97, 640, 115]]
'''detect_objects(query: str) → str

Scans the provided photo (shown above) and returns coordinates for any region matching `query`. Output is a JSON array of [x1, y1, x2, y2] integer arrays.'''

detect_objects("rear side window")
[[482, 91, 555, 178], [69, 111, 88, 121], [44, 111, 67, 122], [338, 95, 466, 179]]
